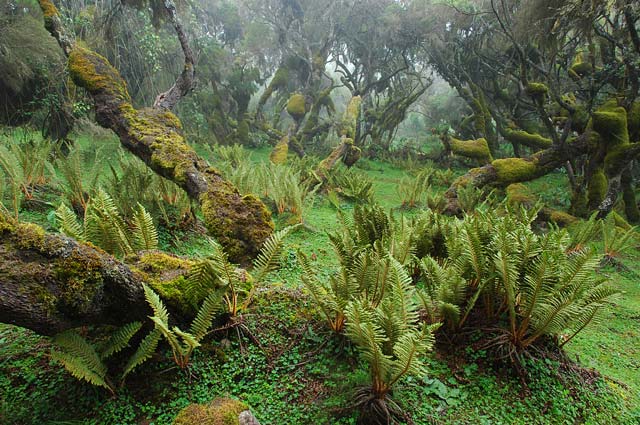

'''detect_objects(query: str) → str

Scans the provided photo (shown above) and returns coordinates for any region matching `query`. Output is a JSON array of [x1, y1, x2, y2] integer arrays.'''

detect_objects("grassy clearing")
[[0, 134, 638, 424]]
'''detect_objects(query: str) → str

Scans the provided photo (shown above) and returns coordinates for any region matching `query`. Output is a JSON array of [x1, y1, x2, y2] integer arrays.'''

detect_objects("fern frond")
[[51, 331, 107, 378], [253, 225, 296, 281], [143, 284, 170, 324], [132, 203, 158, 251], [189, 291, 222, 341], [50, 350, 111, 391], [100, 322, 143, 359], [122, 329, 161, 379], [56, 203, 85, 241]]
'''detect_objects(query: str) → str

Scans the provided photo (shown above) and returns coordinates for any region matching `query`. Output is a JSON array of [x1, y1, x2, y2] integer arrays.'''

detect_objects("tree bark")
[[36, 0, 273, 264], [443, 134, 591, 214], [0, 212, 196, 335]]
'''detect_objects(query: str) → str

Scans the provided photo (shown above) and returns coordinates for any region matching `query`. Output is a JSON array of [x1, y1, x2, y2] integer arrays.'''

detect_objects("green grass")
[[1, 133, 639, 424]]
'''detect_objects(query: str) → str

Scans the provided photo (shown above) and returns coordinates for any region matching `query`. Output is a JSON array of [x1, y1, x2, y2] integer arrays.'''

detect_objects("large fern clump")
[[56, 188, 158, 257], [417, 206, 619, 358]]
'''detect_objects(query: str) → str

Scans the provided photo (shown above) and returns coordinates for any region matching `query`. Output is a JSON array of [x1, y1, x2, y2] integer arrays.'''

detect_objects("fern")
[[50, 350, 112, 391], [132, 203, 158, 251], [253, 225, 296, 281], [122, 329, 161, 378], [56, 203, 85, 241], [100, 322, 143, 359], [50, 331, 111, 391]]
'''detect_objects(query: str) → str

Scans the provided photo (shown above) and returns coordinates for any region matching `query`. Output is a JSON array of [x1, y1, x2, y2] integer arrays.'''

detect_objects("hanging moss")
[[338, 96, 362, 138], [450, 137, 493, 163], [270, 135, 289, 164], [503, 129, 552, 149], [173, 398, 250, 425], [286, 93, 306, 121], [259, 67, 289, 106], [492, 158, 538, 184], [587, 169, 608, 209]]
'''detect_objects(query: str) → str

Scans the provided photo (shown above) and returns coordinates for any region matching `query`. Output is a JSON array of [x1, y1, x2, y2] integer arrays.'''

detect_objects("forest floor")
[[0, 131, 638, 424]]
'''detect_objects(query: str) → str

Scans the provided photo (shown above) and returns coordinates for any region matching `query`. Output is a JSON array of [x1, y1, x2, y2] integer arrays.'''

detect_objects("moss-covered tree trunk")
[[0, 212, 197, 335], [37, 0, 273, 264], [443, 134, 591, 214]]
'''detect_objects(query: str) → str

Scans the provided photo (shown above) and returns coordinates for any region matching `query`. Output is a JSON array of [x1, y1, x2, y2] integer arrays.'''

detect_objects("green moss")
[[37, 0, 59, 18], [548, 210, 578, 226], [592, 107, 629, 147], [200, 191, 274, 265], [587, 169, 608, 209], [173, 398, 249, 425], [0, 212, 16, 233], [270, 136, 289, 164], [132, 252, 195, 314], [506, 183, 536, 207], [259, 67, 289, 106], [450, 137, 493, 163], [14, 223, 46, 250], [492, 158, 538, 184], [503, 129, 552, 149], [338, 96, 362, 138], [604, 143, 638, 176], [570, 106, 590, 133], [68, 46, 131, 102], [121, 106, 196, 185], [53, 249, 104, 315], [525, 82, 548, 99], [236, 118, 250, 146], [286, 93, 306, 121], [569, 62, 593, 80], [342, 139, 361, 167]]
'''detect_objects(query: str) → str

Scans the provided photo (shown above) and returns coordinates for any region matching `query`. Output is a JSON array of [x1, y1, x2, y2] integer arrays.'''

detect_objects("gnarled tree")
[[37, 0, 274, 263]]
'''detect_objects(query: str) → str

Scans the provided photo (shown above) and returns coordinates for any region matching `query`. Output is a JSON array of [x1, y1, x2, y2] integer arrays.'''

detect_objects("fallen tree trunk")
[[37, 0, 273, 264], [0, 212, 196, 335]]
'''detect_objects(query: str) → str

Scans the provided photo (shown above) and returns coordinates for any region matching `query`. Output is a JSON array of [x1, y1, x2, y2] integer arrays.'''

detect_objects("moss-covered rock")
[[450, 137, 493, 163], [172, 398, 256, 425], [286, 93, 306, 121], [270, 136, 289, 165], [492, 158, 538, 184]]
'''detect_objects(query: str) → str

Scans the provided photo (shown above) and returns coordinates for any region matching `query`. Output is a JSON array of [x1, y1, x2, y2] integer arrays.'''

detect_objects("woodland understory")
[[0, 0, 639, 424]]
